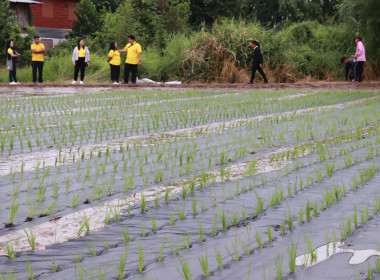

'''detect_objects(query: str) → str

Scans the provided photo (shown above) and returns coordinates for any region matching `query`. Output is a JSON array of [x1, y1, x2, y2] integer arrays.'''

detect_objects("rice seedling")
[[137, 241, 145, 272], [155, 239, 165, 262], [177, 258, 191, 280], [255, 229, 263, 248], [287, 240, 298, 272], [154, 196, 159, 209], [25, 255, 35, 280], [6, 196, 20, 227], [368, 263, 372, 280], [167, 236, 182, 255], [23, 228, 36, 250], [151, 215, 158, 232], [274, 251, 283, 280], [198, 246, 210, 277], [225, 238, 240, 261], [214, 248, 224, 270], [169, 212, 175, 226], [141, 195, 146, 213], [198, 219, 204, 242], [141, 222, 146, 237], [87, 241, 97, 257], [304, 233, 316, 260], [178, 204, 186, 220], [165, 188, 170, 205], [112, 245, 129, 280], [4, 241, 17, 259]]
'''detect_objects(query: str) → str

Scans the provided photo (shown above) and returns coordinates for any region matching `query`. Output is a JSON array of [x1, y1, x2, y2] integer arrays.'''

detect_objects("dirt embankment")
[[0, 81, 380, 93]]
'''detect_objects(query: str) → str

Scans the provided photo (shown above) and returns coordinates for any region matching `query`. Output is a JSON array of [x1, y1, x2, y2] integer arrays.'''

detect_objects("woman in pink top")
[[352, 36, 366, 82]]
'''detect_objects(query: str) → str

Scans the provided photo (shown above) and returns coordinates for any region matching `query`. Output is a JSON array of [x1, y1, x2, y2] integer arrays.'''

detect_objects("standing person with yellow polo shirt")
[[119, 35, 142, 84], [31, 36, 45, 84], [6, 40, 20, 85], [72, 39, 90, 85], [108, 42, 121, 84]]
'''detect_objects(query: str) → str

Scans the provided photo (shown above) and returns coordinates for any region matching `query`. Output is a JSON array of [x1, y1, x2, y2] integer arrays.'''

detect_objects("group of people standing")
[[5, 35, 366, 85], [70, 35, 142, 85]]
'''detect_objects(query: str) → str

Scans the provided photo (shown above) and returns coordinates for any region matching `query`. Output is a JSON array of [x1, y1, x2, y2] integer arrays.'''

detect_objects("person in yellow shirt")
[[31, 36, 45, 84], [108, 41, 121, 84], [119, 35, 142, 84], [6, 40, 21, 85], [71, 39, 90, 85]]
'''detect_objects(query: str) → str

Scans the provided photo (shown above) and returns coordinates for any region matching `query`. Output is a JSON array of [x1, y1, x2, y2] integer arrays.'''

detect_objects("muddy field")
[[0, 85, 379, 280]]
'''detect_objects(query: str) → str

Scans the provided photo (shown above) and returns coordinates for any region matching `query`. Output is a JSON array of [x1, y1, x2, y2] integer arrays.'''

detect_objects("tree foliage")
[[71, 0, 104, 38], [0, 1, 37, 65]]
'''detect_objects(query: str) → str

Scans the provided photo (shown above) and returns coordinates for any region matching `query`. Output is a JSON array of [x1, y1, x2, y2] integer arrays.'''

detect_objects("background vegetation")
[[1, 0, 379, 83]]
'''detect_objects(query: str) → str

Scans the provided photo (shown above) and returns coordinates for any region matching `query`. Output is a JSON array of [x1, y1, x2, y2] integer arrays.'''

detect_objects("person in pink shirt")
[[352, 36, 366, 82]]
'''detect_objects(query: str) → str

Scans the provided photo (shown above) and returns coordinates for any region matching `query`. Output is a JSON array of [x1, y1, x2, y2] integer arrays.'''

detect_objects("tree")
[[71, 0, 104, 38], [339, 0, 380, 61], [0, 1, 36, 65]]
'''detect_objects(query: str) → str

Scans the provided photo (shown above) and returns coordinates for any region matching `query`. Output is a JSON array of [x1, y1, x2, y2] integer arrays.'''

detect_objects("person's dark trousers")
[[110, 64, 120, 81], [124, 63, 138, 84], [9, 63, 17, 83], [354, 61, 365, 82], [250, 64, 268, 83], [74, 57, 86, 81], [32, 61, 44, 83]]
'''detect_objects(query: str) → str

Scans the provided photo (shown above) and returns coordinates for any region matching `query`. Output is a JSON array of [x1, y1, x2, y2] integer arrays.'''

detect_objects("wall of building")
[[30, 0, 79, 29]]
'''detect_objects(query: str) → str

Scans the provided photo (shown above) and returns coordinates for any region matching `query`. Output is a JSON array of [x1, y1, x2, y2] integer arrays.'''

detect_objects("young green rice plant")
[[298, 208, 304, 225], [120, 225, 131, 243], [313, 201, 318, 217], [189, 197, 196, 217], [304, 233, 316, 260], [165, 188, 170, 205], [225, 238, 240, 261], [368, 263, 372, 280], [178, 204, 186, 220], [141, 222, 146, 237], [198, 219, 204, 242], [71, 193, 80, 208], [141, 195, 146, 213], [280, 220, 286, 236], [113, 245, 129, 280], [287, 207, 293, 231], [214, 248, 223, 270], [169, 211, 175, 226], [177, 258, 191, 280], [232, 211, 239, 226], [87, 241, 97, 257], [6, 196, 20, 227], [155, 239, 165, 262], [167, 236, 182, 255], [353, 207, 358, 229], [201, 200, 207, 212], [199, 246, 210, 277], [151, 214, 158, 233], [374, 197, 380, 214], [255, 229, 263, 248], [25, 255, 35, 280], [306, 200, 311, 221], [137, 241, 145, 272], [267, 225, 273, 243], [220, 209, 227, 231], [274, 251, 283, 280], [287, 240, 298, 273], [23, 228, 36, 250], [375, 258, 380, 273], [154, 196, 159, 209], [4, 241, 17, 259]]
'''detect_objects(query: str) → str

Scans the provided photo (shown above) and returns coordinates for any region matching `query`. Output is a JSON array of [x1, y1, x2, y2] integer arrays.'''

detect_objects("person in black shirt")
[[341, 57, 355, 81], [248, 40, 268, 84]]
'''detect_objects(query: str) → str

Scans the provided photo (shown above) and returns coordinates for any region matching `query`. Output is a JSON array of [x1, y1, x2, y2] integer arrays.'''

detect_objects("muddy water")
[[1, 95, 377, 178], [296, 242, 380, 267]]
